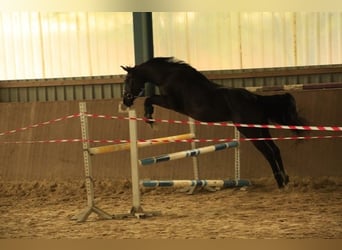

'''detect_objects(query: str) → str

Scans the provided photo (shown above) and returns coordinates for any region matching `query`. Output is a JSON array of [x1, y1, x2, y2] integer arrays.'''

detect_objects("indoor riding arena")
[[0, 12, 341, 239]]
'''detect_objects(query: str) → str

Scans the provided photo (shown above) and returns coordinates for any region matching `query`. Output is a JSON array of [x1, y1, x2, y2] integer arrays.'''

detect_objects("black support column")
[[133, 12, 155, 96]]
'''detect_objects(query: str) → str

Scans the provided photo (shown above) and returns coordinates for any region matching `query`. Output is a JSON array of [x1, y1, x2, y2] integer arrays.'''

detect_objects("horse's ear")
[[121, 65, 132, 72]]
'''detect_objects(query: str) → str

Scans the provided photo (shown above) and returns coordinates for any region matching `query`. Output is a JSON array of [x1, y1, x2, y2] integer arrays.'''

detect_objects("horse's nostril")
[[124, 93, 132, 99], [123, 91, 135, 107], [123, 98, 133, 107]]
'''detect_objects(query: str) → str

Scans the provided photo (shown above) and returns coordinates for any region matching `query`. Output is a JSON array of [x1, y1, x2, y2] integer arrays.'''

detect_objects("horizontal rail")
[[206, 65, 342, 80], [1, 65, 341, 88], [139, 141, 239, 166], [246, 82, 342, 92], [88, 133, 195, 155], [140, 179, 251, 188], [0, 75, 125, 88]]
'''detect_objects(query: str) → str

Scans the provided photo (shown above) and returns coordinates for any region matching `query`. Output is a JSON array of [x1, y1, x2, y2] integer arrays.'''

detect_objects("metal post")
[[185, 117, 200, 194], [189, 117, 199, 180], [72, 102, 112, 222], [234, 127, 241, 182], [79, 102, 94, 208], [186, 117, 218, 193]]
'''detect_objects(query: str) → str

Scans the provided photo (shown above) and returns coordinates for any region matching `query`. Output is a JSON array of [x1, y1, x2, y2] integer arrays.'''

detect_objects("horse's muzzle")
[[123, 93, 135, 107]]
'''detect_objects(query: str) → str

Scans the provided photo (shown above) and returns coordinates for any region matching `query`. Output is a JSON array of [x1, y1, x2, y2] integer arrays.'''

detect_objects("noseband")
[[124, 88, 145, 100]]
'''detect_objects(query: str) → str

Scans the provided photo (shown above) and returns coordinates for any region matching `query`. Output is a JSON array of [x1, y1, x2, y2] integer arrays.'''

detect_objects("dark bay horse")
[[121, 57, 306, 188]]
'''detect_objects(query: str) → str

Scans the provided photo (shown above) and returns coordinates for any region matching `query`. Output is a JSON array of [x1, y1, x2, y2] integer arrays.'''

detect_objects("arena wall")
[[0, 89, 341, 182]]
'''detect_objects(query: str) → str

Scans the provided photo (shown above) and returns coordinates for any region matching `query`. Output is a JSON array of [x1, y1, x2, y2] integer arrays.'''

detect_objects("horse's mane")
[[142, 57, 199, 72], [140, 57, 215, 87], [144, 57, 186, 65]]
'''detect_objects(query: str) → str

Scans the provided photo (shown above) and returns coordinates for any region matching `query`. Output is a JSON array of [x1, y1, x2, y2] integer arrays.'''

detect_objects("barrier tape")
[[0, 113, 80, 137], [1, 134, 342, 144], [1, 111, 342, 144], [0, 139, 84, 144], [85, 113, 342, 132]]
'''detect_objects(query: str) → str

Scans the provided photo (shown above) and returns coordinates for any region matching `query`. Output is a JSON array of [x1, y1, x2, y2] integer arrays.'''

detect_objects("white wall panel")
[[1, 12, 341, 81], [330, 13, 342, 64], [152, 12, 242, 70], [153, 12, 342, 70], [0, 12, 134, 80]]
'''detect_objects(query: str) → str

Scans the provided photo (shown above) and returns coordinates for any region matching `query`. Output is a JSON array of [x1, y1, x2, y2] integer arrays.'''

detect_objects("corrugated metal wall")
[[0, 12, 134, 80], [0, 76, 125, 102], [153, 12, 342, 70], [1, 65, 341, 102], [204, 65, 342, 88]]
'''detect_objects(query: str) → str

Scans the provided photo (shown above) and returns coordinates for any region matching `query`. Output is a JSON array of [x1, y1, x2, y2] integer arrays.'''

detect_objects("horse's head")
[[121, 65, 145, 107]]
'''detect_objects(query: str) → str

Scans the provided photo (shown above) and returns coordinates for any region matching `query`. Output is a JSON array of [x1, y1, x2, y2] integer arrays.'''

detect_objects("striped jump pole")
[[88, 133, 195, 155], [141, 179, 251, 188], [139, 141, 239, 166]]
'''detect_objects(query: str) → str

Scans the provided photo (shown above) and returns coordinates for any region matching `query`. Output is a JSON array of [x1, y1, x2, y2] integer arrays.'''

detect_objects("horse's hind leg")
[[251, 140, 288, 188], [238, 127, 288, 188], [264, 139, 289, 185]]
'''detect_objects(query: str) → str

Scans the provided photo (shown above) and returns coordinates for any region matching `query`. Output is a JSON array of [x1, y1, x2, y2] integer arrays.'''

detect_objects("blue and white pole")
[[139, 141, 239, 166], [141, 179, 250, 188]]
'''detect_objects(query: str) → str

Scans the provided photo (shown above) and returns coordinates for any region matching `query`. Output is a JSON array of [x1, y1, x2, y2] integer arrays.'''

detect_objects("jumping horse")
[[121, 57, 306, 188]]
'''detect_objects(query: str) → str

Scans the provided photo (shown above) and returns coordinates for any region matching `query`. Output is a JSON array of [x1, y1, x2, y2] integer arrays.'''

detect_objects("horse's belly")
[[187, 106, 232, 122]]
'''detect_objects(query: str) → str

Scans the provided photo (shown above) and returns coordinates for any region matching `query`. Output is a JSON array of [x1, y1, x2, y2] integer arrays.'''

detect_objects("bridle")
[[123, 88, 145, 100]]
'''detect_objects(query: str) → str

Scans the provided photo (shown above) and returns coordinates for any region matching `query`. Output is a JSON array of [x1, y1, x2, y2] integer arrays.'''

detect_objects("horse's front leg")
[[144, 95, 175, 125], [144, 97, 155, 125]]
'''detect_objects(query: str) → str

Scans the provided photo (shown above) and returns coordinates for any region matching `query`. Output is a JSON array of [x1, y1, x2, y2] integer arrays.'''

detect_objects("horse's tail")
[[258, 93, 307, 135]]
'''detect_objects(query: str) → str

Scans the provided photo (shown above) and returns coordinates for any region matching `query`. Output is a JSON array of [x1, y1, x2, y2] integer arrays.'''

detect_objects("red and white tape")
[[1, 134, 342, 145], [85, 113, 342, 132], [0, 113, 80, 137], [1, 112, 342, 145]]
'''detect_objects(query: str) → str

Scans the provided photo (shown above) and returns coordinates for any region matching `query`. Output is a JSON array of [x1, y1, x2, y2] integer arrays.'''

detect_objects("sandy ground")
[[0, 176, 341, 239]]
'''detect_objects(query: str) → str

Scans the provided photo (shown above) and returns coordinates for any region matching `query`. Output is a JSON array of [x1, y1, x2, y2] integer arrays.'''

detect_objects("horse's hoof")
[[144, 117, 154, 126], [278, 179, 291, 189], [279, 175, 290, 189], [144, 115, 154, 128], [144, 113, 154, 123], [275, 173, 285, 189]]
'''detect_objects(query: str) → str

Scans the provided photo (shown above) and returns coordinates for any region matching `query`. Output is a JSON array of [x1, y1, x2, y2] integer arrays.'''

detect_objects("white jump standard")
[[73, 102, 113, 222], [139, 141, 239, 166]]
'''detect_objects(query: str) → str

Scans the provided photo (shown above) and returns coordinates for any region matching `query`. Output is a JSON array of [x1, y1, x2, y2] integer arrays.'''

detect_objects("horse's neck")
[[137, 65, 166, 86]]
